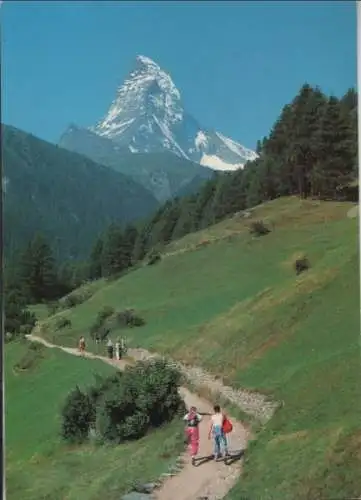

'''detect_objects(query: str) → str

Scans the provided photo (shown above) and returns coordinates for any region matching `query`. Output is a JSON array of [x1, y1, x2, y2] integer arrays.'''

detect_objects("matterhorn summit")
[[61, 55, 257, 172]]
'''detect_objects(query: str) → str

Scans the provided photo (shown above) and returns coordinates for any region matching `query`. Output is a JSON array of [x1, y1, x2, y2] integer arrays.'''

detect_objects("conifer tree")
[[20, 233, 58, 303]]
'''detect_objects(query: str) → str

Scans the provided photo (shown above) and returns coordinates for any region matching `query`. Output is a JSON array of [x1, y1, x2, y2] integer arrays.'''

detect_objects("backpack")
[[222, 414, 233, 434]]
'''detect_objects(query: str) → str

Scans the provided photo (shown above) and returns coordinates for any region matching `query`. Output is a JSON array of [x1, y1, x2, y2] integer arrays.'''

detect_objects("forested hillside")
[[5, 84, 357, 337], [3, 124, 159, 261], [128, 84, 358, 258]]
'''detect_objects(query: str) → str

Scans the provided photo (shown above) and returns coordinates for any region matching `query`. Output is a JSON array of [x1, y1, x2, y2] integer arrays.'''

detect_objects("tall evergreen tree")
[[88, 236, 104, 280], [20, 234, 58, 303], [101, 224, 129, 277], [123, 224, 138, 267], [315, 96, 355, 197]]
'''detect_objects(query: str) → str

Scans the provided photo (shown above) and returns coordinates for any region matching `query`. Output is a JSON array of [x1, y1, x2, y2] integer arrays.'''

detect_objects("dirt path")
[[26, 334, 248, 500]]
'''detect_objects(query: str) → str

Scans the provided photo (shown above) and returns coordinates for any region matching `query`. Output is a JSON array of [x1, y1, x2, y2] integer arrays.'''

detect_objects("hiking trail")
[[27, 333, 251, 500]]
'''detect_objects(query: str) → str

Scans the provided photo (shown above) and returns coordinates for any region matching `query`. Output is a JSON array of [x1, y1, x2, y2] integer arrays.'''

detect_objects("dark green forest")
[[3, 124, 158, 261], [131, 84, 358, 259], [5, 84, 358, 336]]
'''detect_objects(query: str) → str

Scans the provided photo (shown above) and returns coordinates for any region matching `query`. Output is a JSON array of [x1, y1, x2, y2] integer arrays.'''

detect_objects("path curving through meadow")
[[26, 333, 249, 500]]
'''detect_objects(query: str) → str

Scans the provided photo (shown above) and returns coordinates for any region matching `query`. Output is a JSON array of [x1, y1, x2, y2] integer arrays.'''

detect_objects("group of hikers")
[[183, 404, 233, 465], [77, 335, 126, 360]]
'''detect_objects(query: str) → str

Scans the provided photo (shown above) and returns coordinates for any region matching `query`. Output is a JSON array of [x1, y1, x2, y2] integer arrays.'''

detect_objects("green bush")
[[61, 359, 184, 445], [4, 286, 37, 337], [98, 306, 115, 322], [95, 359, 184, 443], [249, 220, 271, 237], [55, 316, 72, 330], [62, 293, 81, 309], [89, 306, 115, 339], [90, 307, 144, 339], [61, 386, 93, 443], [14, 343, 45, 371], [115, 309, 145, 328], [294, 256, 311, 275], [19, 324, 34, 336]]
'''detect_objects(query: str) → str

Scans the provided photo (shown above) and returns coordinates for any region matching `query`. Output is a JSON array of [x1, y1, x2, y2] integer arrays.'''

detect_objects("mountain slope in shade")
[[59, 55, 257, 200], [59, 125, 214, 202], [3, 124, 158, 260]]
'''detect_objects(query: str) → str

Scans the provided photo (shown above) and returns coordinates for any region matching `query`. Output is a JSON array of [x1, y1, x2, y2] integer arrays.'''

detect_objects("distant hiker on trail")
[[208, 405, 232, 460], [115, 339, 121, 360], [120, 336, 126, 355], [183, 406, 202, 466], [95, 335, 100, 345], [78, 336, 86, 356], [107, 338, 114, 359]]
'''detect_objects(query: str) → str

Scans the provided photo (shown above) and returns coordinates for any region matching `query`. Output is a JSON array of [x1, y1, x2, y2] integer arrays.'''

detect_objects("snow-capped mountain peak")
[[91, 54, 183, 147], [80, 55, 257, 171]]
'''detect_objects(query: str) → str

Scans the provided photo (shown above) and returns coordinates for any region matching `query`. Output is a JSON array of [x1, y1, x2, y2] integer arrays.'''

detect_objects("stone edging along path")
[[26, 333, 278, 500], [126, 346, 278, 425]]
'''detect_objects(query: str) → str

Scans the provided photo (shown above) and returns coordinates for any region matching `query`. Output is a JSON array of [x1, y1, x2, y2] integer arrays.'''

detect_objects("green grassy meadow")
[[5, 341, 185, 500], [23, 196, 360, 498]]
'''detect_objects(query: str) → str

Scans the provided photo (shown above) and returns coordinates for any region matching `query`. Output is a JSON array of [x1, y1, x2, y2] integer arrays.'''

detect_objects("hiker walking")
[[115, 339, 121, 360], [120, 336, 126, 355], [208, 404, 232, 460], [183, 406, 202, 466], [78, 336, 86, 356], [106, 338, 114, 359]]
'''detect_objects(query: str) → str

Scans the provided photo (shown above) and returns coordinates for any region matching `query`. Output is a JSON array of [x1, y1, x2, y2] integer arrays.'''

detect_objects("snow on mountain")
[[87, 55, 257, 171]]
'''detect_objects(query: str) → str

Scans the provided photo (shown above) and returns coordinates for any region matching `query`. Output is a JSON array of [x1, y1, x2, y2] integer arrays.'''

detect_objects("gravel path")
[[26, 333, 271, 499]]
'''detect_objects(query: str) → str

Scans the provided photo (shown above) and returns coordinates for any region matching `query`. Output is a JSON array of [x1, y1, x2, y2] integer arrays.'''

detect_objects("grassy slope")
[[6, 341, 184, 500], [38, 196, 360, 499]]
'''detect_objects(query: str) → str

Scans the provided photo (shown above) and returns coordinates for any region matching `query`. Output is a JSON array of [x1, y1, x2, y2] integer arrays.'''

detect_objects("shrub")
[[294, 256, 311, 275], [19, 324, 34, 336], [95, 359, 183, 443], [89, 306, 115, 339], [147, 250, 161, 266], [14, 343, 45, 371], [29, 341, 43, 352], [60, 286, 94, 310], [87, 372, 123, 409], [55, 316, 72, 330], [249, 220, 271, 237], [97, 326, 111, 341], [98, 306, 115, 322], [61, 386, 94, 443], [61, 359, 184, 445], [62, 293, 81, 309], [115, 309, 145, 328]]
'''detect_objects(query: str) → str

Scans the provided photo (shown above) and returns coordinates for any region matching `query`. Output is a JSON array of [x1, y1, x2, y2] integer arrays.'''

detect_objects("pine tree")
[[316, 96, 355, 197], [133, 225, 150, 263], [288, 85, 328, 198], [20, 234, 58, 303], [88, 237, 103, 280], [101, 224, 129, 277], [123, 224, 138, 268]]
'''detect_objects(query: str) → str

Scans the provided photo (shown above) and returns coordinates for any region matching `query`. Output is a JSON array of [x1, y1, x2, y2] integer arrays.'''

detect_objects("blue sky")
[[2, 0, 357, 150]]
